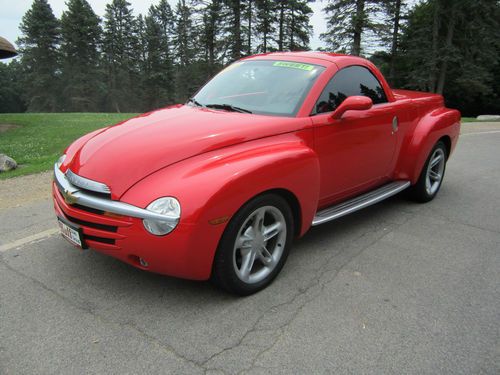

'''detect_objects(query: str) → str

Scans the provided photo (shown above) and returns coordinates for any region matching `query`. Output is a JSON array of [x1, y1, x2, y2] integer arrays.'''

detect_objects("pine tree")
[[321, 0, 381, 56], [102, 0, 141, 112], [142, 0, 176, 108], [398, 0, 500, 115], [225, 0, 244, 60], [255, 0, 277, 52], [173, 0, 197, 101], [60, 0, 102, 112], [194, 0, 225, 76], [17, 0, 60, 111], [285, 0, 314, 51], [379, 0, 407, 84], [0, 61, 27, 113]]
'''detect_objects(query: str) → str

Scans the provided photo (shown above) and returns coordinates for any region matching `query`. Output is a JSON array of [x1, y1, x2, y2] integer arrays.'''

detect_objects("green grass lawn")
[[0, 113, 137, 179]]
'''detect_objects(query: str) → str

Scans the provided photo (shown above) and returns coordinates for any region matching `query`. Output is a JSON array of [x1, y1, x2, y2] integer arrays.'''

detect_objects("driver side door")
[[312, 65, 398, 207]]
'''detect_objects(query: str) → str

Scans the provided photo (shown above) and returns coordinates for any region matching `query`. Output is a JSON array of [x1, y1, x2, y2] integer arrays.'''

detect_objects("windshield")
[[191, 60, 325, 116]]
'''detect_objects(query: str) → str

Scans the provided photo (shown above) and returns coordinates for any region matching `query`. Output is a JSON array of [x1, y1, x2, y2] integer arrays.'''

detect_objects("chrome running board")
[[312, 180, 411, 226]]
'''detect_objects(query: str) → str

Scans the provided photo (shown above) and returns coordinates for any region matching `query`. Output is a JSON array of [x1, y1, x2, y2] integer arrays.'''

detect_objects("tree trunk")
[[389, 0, 401, 84], [429, 0, 440, 93], [352, 0, 365, 56], [232, 0, 242, 59], [278, 1, 284, 51], [247, 0, 252, 55], [436, 4, 457, 95], [290, 7, 295, 50]]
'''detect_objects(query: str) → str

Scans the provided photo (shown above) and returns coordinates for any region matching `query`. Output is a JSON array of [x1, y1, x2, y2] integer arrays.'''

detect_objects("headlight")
[[143, 197, 181, 235], [56, 154, 66, 169]]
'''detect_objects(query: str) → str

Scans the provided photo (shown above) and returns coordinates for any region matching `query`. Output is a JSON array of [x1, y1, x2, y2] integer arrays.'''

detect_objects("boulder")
[[0, 154, 17, 172], [476, 115, 500, 121]]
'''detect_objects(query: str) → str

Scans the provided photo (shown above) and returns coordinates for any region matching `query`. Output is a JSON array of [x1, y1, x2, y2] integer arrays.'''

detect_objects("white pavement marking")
[[461, 130, 500, 136], [0, 228, 59, 252]]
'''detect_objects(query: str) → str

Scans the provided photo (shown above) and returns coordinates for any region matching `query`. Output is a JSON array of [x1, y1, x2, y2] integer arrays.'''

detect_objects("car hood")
[[66, 105, 306, 198]]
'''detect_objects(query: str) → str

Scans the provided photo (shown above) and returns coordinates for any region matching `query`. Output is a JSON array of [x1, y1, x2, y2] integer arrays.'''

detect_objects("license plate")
[[57, 217, 85, 248]]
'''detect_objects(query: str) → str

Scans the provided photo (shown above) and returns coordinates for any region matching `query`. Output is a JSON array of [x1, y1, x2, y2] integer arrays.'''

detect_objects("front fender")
[[120, 130, 319, 279], [395, 107, 460, 183]]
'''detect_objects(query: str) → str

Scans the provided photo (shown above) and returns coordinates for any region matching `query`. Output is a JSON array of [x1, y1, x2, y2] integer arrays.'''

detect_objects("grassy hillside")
[[0, 113, 137, 179]]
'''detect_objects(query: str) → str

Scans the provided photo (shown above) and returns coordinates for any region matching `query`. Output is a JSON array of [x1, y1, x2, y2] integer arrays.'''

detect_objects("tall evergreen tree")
[[173, 0, 197, 101], [102, 0, 141, 112], [321, 0, 381, 55], [142, 0, 176, 108], [225, 0, 244, 60], [255, 0, 277, 52], [17, 0, 60, 111], [379, 0, 407, 84], [60, 0, 102, 112], [194, 0, 225, 75], [398, 0, 500, 115], [275, 0, 314, 51], [0, 61, 27, 113]]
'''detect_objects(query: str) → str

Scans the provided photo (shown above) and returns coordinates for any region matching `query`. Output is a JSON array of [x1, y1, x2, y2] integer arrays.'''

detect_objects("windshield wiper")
[[186, 97, 203, 107], [204, 103, 252, 114]]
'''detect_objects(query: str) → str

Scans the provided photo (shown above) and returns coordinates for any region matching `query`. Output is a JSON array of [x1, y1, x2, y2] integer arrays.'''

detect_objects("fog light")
[[139, 258, 149, 267]]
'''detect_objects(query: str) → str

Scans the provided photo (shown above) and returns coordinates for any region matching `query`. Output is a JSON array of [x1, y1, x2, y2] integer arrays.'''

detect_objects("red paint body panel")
[[54, 52, 460, 280]]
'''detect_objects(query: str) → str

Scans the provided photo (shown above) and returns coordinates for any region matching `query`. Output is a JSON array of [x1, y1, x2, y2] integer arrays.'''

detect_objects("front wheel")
[[408, 141, 447, 203], [212, 194, 294, 296]]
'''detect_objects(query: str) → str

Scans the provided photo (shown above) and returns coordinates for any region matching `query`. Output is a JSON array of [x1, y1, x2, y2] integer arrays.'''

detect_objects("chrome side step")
[[312, 180, 411, 226]]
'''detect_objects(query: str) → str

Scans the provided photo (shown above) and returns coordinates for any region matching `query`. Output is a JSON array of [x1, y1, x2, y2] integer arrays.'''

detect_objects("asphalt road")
[[1, 124, 499, 374]]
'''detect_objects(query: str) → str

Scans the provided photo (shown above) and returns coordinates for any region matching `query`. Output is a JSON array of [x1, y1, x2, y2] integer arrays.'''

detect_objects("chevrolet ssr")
[[53, 52, 461, 295]]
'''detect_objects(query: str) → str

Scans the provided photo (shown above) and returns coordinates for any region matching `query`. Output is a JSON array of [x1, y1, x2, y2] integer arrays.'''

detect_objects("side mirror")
[[330, 96, 373, 120]]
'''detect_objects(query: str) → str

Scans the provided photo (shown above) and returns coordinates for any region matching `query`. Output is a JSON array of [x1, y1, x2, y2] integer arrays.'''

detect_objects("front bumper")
[[52, 166, 219, 280]]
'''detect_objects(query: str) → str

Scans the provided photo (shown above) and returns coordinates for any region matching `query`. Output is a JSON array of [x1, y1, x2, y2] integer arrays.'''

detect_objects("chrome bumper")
[[53, 164, 178, 222]]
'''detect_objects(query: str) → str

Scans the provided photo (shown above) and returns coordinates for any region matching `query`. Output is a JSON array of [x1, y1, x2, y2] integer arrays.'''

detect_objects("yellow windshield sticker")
[[273, 61, 314, 71]]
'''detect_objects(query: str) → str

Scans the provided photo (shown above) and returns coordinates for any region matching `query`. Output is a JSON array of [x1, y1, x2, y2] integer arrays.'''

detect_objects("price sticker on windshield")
[[273, 61, 315, 71]]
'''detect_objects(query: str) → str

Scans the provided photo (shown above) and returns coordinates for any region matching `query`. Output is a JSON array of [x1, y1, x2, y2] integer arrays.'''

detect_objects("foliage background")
[[1, 0, 500, 117]]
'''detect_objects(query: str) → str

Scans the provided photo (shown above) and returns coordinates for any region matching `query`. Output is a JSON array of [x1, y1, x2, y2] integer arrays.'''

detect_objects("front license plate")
[[57, 217, 85, 248]]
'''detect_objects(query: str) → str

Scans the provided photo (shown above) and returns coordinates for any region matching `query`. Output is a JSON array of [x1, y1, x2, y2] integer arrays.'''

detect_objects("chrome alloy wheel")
[[425, 148, 446, 196], [232, 206, 287, 284]]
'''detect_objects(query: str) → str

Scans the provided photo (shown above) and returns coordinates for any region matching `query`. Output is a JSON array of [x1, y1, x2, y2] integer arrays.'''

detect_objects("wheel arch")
[[253, 188, 302, 238], [394, 108, 460, 184]]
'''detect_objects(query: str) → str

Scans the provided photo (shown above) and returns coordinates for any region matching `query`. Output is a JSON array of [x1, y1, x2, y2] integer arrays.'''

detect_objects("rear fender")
[[394, 108, 460, 183]]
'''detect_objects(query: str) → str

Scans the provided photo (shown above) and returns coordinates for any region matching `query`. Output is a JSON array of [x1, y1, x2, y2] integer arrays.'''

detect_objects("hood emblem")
[[65, 169, 111, 194], [62, 189, 78, 205]]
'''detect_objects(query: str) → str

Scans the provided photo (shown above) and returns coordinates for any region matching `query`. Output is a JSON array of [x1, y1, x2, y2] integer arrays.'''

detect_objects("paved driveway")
[[1, 123, 499, 374]]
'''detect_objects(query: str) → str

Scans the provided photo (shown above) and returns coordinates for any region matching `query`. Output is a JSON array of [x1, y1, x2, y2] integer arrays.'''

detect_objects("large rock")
[[477, 115, 500, 121], [0, 154, 17, 172]]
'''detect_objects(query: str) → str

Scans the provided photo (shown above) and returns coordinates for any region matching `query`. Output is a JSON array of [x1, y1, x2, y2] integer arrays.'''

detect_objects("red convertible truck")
[[53, 52, 460, 295]]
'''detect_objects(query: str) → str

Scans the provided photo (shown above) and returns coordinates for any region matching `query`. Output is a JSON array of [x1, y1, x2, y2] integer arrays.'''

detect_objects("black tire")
[[408, 141, 447, 203], [211, 193, 294, 296]]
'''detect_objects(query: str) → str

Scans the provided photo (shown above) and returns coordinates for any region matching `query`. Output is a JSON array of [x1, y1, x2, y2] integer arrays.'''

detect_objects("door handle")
[[392, 116, 399, 134]]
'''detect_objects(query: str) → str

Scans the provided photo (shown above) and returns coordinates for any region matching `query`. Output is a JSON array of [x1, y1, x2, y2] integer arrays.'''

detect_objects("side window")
[[314, 65, 388, 115]]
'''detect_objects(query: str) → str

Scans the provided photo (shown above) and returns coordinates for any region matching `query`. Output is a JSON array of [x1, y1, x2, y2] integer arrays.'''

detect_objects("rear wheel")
[[409, 141, 447, 203], [212, 194, 294, 296]]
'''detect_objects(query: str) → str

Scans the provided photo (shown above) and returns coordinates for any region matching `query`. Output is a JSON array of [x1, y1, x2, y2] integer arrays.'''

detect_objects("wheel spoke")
[[257, 245, 274, 266], [239, 251, 256, 281], [236, 228, 254, 249], [252, 209, 265, 233], [429, 170, 441, 181], [426, 176, 432, 193], [430, 153, 443, 168], [262, 222, 282, 241]]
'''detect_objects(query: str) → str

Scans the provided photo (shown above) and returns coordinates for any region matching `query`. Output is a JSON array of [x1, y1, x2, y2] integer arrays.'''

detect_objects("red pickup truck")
[[53, 52, 461, 295]]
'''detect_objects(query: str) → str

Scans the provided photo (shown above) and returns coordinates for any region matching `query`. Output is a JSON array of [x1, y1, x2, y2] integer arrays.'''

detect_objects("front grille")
[[85, 235, 115, 245], [64, 213, 118, 233], [72, 203, 104, 215]]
